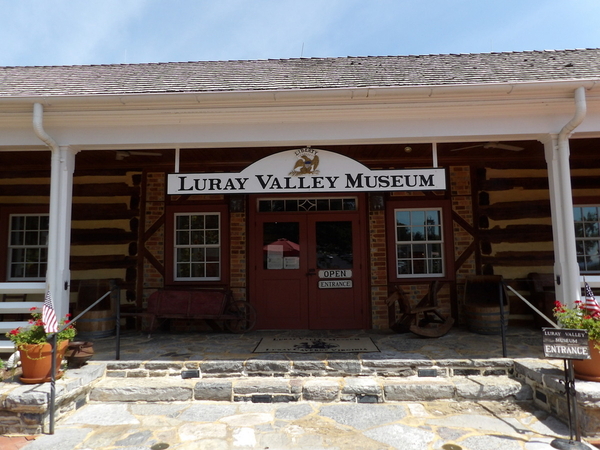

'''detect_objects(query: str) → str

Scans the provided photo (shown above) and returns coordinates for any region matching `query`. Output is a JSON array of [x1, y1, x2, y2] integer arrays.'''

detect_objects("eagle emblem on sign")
[[289, 148, 320, 176]]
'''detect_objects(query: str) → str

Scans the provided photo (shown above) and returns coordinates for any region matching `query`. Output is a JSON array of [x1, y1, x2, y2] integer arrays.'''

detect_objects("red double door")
[[250, 210, 368, 330]]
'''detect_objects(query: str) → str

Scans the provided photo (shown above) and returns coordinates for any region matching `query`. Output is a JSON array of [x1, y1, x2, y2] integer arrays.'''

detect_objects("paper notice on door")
[[266, 245, 284, 269], [284, 257, 299, 269]]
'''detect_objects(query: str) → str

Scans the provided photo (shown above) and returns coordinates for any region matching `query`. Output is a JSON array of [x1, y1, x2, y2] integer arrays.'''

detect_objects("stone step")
[[89, 374, 533, 404], [103, 357, 515, 379]]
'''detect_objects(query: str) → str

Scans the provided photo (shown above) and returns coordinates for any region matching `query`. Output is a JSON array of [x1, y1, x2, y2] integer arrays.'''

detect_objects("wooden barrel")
[[74, 309, 116, 339], [465, 303, 509, 335]]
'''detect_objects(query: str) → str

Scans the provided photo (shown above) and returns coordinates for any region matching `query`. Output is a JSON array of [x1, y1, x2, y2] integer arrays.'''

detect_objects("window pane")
[[11, 216, 24, 231], [583, 207, 598, 222], [25, 231, 39, 245], [205, 230, 219, 245], [585, 222, 599, 238], [177, 263, 190, 278], [425, 210, 440, 225], [427, 225, 441, 241], [205, 214, 219, 229], [176, 215, 189, 229], [10, 231, 22, 245], [575, 223, 585, 238], [191, 248, 204, 262], [330, 199, 343, 211], [412, 226, 425, 241], [177, 248, 190, 262], [411, 211, 425, 226], [272, 200, 285, 212], [285, 200, 299, 211], [191, 263, 205, 278], [191, 231, 204, 245], [206, 248, 219, 261], [396, 211, 410, 226], [344, 198, 357, 210], [190, 215, 204, 229], [176, 231, 189, 245], [206, 263, 220, 278]]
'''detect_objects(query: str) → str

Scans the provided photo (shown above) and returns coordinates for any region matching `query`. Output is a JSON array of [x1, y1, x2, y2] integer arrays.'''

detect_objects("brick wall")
[[230, 211, 247, 302], [143, 172, 165, 298], [369, 209, 388, 329]]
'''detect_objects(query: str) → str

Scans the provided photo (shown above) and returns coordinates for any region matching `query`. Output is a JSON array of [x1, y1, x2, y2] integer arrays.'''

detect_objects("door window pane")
[[316, 221, 353, 270], [263, 222, 300, 270]]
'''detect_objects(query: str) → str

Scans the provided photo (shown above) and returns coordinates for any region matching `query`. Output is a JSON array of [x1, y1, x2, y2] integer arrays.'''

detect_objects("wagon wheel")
[[224, 300, 257, 333]]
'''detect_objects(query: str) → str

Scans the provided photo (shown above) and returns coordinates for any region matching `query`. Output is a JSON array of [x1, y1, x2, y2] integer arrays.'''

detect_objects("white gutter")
[[0, 78, 597, 108], [32, 103, 59, 298], [557, 87, 587, 306]]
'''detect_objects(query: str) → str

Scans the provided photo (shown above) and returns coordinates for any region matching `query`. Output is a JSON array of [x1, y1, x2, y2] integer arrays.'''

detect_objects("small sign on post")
[[542, 328, 590, 449], [542, 328, 590, 360]]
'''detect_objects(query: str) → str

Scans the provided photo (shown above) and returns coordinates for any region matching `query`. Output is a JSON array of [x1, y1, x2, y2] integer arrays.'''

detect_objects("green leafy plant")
[[554, 300, 600, 348], [5, 307, 76, 355]]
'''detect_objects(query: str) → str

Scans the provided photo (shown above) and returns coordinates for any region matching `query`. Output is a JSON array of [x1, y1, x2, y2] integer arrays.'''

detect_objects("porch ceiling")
[[0, 138, 597, 174]]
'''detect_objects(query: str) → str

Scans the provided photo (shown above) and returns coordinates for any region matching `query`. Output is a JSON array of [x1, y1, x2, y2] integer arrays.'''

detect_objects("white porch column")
[[47, 146, 77, 320], [543, 135, 568, 304]]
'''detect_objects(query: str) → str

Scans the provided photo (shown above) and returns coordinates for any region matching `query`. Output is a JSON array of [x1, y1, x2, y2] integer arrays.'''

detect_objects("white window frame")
[[394, 207, 445, 278], [7, 213, 49, 281], [574, 204, 600, 273], [173, 212, 221, 281]]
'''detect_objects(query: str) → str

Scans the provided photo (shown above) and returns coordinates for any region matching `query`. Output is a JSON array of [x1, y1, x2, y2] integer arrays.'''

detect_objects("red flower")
[[9, 329, 19, 335], [29, 306, 38, 311], [65, 313, 72, 318]]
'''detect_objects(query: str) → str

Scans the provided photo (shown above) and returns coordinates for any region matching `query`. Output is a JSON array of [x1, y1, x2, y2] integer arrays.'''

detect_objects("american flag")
[[42, 290, 58, 333], [584, 282, 600, 316]]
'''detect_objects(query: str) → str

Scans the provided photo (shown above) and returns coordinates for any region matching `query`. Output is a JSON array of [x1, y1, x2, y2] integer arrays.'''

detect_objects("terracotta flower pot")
[[573, 341, 600, 382], [18, 340, 69, 384]]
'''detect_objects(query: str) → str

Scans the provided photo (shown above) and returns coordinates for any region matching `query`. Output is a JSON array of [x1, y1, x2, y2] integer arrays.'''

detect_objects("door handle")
[[306, 269, 316, 276]]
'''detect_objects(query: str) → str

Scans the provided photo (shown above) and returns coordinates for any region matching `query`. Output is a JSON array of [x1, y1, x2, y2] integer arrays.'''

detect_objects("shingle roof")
[[1, 49, 599, 98]]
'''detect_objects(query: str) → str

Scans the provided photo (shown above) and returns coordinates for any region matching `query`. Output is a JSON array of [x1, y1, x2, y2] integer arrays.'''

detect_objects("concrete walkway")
[[19, 399, 594, 450]]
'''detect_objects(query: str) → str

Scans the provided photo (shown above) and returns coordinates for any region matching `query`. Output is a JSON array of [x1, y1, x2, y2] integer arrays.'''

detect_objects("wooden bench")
[[128, 289, 257, 334]]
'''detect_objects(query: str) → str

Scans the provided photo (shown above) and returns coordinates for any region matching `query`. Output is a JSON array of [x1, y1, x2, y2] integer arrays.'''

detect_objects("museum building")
[[0, 49, 599, 333]]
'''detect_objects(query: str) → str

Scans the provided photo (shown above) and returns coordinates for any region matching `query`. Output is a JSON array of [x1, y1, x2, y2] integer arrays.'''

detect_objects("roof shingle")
[[0, 49, 599, 98]]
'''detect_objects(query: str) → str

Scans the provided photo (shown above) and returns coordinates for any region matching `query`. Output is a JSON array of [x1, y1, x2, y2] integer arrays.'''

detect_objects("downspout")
[[32, 103, 59, 301], [557, 87, 587, 306]]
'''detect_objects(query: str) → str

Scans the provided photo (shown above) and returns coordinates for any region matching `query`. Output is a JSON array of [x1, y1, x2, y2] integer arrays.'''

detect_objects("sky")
[[1, 0, 599, 67]]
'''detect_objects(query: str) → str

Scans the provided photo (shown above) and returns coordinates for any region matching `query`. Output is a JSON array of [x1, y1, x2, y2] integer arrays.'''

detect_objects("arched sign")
[[167, 148, 446, 195]]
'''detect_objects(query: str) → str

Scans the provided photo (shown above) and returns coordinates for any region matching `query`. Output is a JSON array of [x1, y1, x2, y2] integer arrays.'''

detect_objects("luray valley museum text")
[[172, 172, 439, 194]]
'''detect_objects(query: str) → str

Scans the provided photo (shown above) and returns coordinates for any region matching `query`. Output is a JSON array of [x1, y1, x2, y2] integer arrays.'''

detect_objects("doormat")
[[253, 337, 380, 353]]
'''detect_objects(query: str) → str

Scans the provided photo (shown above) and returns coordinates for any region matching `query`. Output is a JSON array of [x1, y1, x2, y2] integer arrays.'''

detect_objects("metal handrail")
[[47, 284, 120, 434]]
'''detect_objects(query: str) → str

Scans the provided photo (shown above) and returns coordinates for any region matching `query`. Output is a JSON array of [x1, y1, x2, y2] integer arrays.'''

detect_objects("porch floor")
[[91, 325, 545, 363]]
